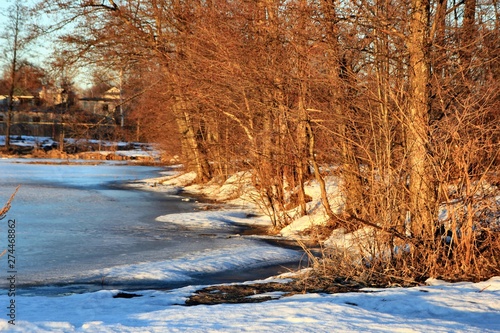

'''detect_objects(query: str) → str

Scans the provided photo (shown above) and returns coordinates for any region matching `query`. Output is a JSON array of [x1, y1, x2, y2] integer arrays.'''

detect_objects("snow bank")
[[1, 276, 498, 332], [91, 243, 300, 284]]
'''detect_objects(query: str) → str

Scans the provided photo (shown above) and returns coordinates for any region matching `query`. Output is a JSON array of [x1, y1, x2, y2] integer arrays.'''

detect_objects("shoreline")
[[1, 155, 163, 167], [1, 141, 162, 164], [0, 158, 305, 296]]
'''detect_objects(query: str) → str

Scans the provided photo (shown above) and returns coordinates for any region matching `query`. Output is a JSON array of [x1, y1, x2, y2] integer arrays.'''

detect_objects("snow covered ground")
[[0, 167, 499, 332], [1, 276, 499, 332]]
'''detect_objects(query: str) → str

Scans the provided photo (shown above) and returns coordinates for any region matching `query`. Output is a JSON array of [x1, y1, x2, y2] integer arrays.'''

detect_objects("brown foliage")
[[38, 0, 500, 283]]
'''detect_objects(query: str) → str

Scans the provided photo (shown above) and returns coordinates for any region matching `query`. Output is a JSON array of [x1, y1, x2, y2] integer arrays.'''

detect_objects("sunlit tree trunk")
[[406, 0, 436, 238], [252, 0, 290, 227], [462, 0, 477, 67], [321, 0, 364, 220], [294, 0, 311, 217], [307, 121, 335, 219], [172, 97, 212, 183]]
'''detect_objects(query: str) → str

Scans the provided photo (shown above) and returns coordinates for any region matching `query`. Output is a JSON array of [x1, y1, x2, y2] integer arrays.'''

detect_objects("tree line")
[[32, 0, 499, 282]]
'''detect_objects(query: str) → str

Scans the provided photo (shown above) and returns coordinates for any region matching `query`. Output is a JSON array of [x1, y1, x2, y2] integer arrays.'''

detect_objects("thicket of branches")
[[37, 0, 499, 282]]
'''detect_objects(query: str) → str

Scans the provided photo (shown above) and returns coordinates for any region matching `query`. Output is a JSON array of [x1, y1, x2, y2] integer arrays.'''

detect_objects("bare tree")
[[1, 1, 32, 149], [36, 0, 213, 180], [35, 0, 499, 280]]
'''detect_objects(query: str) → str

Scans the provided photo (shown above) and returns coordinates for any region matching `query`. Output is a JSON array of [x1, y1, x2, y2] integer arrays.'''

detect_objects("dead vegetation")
[[185, 277, 366, 306], [0, 187, 19, 221]]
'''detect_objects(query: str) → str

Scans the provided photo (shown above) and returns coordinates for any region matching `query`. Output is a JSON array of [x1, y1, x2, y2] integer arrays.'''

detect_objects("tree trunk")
[[296, 73, 309, 217], [320, 0, 364, 221], [173, 98, 212, 183], [5, 4, 21, 150], [406, 0, 436, 238], [340, 122, 365, 218], [462, 0, 477, 66], [307, 121, 335, 219]]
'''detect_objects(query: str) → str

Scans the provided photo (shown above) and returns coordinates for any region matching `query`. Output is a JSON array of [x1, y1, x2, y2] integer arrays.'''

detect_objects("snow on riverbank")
[[86, 242, 301, 284], [0, 135, 160, 161], [134, 169, 341, 236], [1, 276, 499, 332], [1, 167, 498, 332]]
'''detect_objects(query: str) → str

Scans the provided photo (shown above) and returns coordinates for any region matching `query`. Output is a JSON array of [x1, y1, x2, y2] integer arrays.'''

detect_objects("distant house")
[[39, 87, 70, 106], [0, 89, 39, 123], [0, 87, 71, 137], [0, 92, 39, 109], [0, 85, 124, 138], [79, 87, 121, 118], [103, 87, 121, 100]]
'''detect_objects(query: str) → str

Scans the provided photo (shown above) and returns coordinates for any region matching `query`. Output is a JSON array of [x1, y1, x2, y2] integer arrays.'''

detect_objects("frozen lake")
[[0, 159, 301, 295]]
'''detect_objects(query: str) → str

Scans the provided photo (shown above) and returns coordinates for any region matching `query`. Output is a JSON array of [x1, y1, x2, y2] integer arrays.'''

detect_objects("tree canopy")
[[30, 0, 500, 282]]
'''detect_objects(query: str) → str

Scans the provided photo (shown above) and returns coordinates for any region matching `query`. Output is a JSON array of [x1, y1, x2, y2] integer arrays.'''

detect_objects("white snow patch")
[[91, 243, 300, 284], [1, 277, 498, 332]]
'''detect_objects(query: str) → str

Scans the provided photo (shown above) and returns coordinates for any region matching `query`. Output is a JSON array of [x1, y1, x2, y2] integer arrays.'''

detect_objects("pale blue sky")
[[0, 0, 92, 89], [0, 1, 51, 69]]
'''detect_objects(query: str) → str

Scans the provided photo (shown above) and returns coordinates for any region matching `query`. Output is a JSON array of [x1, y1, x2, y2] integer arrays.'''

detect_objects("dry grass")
[[0, 186, 20, 258], [185, 278, 365, 305], [300, 215, 500, 288], [0, 186, 20, 221]]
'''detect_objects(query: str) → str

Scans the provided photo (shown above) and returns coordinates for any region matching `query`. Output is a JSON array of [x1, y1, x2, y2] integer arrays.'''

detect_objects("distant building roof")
[[80, 86, 120, 101]]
